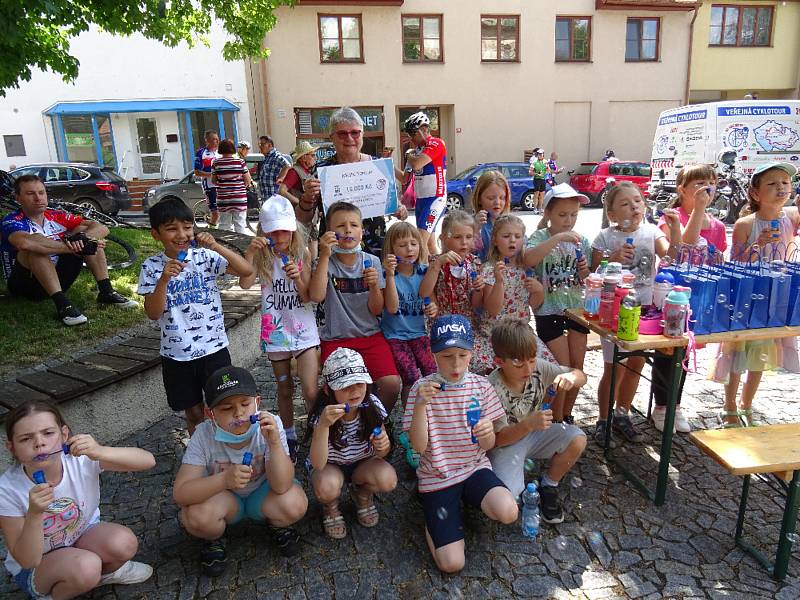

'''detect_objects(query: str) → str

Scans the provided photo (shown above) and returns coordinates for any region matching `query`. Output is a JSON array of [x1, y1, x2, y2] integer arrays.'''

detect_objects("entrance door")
[[398, 107, 441, 158], [136, 118, 161, 175]]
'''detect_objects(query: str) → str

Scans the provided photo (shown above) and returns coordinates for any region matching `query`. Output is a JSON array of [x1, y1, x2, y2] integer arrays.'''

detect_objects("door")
[[136, 118, 162, 175], [398, 107, 441, 159]]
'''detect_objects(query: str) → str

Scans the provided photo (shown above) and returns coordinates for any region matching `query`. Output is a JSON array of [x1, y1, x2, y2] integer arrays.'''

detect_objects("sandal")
[[738, 407, 756, 427], [321, 501, 347, 539], [718, 409, 744, 429], [350, 485, 380, 528]]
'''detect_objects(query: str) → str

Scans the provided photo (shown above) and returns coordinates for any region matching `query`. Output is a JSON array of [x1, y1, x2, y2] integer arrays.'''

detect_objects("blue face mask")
[[332, 246, 361, 255], [214, 421, 258, 444]]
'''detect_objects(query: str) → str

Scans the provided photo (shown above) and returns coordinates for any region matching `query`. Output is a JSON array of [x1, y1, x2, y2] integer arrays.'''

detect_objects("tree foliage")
[[0, 0, 295, 95]]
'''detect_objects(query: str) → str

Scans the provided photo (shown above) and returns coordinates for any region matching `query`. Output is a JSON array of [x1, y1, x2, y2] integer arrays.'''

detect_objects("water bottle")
[[521, 482, 541, 539], [596, 260, 609, 276], [583, 273, 603, 319], [613, 283, 633, 331], [617, 288, 642, 341], [663, 287, 691, 337], [598, 273, 621, 329]]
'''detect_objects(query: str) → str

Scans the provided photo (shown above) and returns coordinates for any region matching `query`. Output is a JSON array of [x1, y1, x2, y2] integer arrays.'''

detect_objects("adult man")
[[1, 175, 137, 325], [528, 148, 548, 214], [194, 130, 221, 228], [257, 135, 291, 202], [403, 112, 447, 253]]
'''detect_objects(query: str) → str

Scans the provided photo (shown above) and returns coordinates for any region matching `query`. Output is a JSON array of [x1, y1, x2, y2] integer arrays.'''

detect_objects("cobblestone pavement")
[[2, 345, 800, 599]]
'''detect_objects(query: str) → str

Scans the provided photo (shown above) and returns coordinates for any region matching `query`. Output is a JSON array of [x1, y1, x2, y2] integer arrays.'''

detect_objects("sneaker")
[[538, 482, 564, 524], [98, 561, 153, 586], [613, 413, 644, 443], [58, 304, 87, 326], [97, 291, 138, 309], [651, 406, 674, 433], [593, 420, 616, 449], [200, 538, 227, 577], [563, 415, 575, 425], [270, 526, 301, 557], [286, 438, 298, 464], [674, 407, 691, 433]]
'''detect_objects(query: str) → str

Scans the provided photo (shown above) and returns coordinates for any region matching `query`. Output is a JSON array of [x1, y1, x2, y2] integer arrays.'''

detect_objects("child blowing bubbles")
[[403, 315, 518, 574], [471, 170, 511, 262], [0, 401, 155, 599], [307, 349, 396, 539], [173, 366, 307, 577]]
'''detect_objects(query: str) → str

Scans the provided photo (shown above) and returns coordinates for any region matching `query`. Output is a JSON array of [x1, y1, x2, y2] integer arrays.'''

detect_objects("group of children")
[[1, 160, 798, 597]]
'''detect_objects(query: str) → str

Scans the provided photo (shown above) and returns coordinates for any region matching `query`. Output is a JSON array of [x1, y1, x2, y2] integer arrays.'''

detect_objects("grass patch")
[[0, 227, 162, 375]]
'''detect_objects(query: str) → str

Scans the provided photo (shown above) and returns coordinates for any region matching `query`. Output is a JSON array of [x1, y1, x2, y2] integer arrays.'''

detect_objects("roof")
[[43, 98, 240, 116]]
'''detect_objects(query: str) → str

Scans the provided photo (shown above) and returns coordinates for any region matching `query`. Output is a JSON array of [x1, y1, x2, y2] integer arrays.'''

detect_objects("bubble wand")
[[33, 443, 71, 462], [466, 398, 481, 444]]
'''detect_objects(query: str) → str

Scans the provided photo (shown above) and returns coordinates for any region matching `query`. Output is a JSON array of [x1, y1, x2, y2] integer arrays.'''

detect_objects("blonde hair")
[[603, 181, 643, 224], [487, 214, 526, 265], [383, 221, 429, 265], [253, 223, 308, 283], [440, 209, 474, 241], [674, 164, 717, 208], [491, 318, 538, 360], [471, 170, 511, 215]]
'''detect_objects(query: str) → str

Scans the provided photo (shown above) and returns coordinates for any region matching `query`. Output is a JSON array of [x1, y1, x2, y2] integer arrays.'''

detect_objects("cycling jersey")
[[412, 136, 448, 233], [1, 209, 82, 279]]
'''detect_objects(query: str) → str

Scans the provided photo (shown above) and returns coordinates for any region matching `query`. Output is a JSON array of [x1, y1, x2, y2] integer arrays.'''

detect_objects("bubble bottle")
[[583, 273, 603, 319], [652, 271, 675, 310], [521, 482, 541, 539]]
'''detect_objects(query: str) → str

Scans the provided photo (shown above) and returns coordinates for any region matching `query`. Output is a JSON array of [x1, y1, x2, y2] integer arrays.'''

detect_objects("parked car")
[[446, 162, 545, 212], [569, 160, 651, 207], [9, 163, 131, 215]]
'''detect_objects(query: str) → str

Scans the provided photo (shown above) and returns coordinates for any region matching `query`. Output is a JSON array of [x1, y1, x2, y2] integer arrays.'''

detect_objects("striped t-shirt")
[[311, 395, 387, 465], [402, 372, 505, 493], [212, 155, 248, 212]]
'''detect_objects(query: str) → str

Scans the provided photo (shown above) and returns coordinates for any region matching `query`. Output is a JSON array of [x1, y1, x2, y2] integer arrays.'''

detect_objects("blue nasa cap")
[[430, 315, 474, 353]]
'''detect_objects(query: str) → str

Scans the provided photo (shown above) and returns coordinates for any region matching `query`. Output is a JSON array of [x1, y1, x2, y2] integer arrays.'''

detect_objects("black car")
[[9, 163, 131, 215]]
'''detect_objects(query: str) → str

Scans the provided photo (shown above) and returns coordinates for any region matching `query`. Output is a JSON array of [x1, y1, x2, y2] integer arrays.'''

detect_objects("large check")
[[318, 158, 398, 219]]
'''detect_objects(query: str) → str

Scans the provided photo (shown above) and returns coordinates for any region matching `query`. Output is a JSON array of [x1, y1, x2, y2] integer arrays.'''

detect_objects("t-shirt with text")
[[260, 257, 319, 353], [526, 228, 592, 316]]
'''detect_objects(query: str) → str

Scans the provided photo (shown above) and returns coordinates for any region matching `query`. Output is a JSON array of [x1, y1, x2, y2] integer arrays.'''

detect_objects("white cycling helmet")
[[404, 112, 430, 135]]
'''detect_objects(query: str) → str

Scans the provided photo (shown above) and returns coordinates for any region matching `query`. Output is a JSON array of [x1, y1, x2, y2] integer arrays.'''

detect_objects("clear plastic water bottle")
[[521, 482, 540, 539]]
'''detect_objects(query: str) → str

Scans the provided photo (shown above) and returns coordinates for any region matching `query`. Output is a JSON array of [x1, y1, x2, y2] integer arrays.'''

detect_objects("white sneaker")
[[651, 406, 674, 433], [98, 561, 153, 586], [674, 407, 691, 433]]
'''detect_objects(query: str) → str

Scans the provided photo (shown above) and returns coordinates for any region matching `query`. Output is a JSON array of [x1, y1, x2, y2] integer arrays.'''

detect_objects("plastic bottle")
[[613, 283, 633, 331], [521, 482, 541, 539], [583, 273, 603, 319], [32, 470, 46, 485], [596, 260, 609, 276], [242, 452, 253, 466], [598, 273, 622, 329], [617, 288, 642, 341], [663, 287, 691, 337], [652, 271, 674, 310], [771, 219, 781, 239]]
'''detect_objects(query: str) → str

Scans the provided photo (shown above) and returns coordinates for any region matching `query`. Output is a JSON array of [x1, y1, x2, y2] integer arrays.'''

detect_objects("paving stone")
[[16, 370, 86, 400], [546, 535, 590, 566], [614, 550, 642, 569], [512, 575, 563, 597]]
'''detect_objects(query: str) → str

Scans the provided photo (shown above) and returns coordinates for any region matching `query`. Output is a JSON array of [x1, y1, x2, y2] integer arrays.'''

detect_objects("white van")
[[649, 100, 800, 188]]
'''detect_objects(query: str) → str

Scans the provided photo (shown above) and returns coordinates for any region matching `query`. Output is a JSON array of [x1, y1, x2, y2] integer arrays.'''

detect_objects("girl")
[[0, 401, 155, 599], [381, 222, 439, 408], [591, 182, 670, 446], [471, 170, 512, 262], [240, 196, 319, 464], [711, 162, 800, 427], [524, 184, 592, 423], [279, 141, 320, 259], [211, 138, 252, 234], [307, 348, 397, 539], [471, 215, 547, 374], [419, 209, 484, 320]]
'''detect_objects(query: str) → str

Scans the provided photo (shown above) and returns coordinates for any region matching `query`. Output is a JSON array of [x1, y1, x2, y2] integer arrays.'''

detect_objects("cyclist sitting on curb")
[[0, 174, 137, 326]]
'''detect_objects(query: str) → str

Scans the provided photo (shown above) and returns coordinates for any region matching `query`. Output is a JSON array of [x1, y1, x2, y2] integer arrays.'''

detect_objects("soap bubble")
[[758, 294, 765, 300], [727, 305, 734, 311], [759, 354, 769, 363], [785, 532, 800, 544], [563, 330, 569, 337], [588, 531, 604, 544], [524, 458, 536, 473], [570, 476, 583, 488], [736, 312, 744, 319], [622, 219, 631, 228], [752, 294, 758, 300], [554, 535, 569, 551], [744, 303, 750, 309], [717, 294, 727, 304], [704, 308, 712, 315], [436, 506, 449, 520]]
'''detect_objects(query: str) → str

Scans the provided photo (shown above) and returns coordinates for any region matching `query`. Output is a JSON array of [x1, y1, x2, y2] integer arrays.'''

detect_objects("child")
[[211, 138, 252, 234], [307, 348, 397, 539], [0, 401, 155, 599], [403, 315, 518, 574], [471, 214, 547, 375], [487, 319, 587, 523], [471, 170, 511, 262], [137, 198, 255, 434], [525, 184, 592, 423], [419, 209, 484, 321], [381, 221, 439, 407], [591, 182, 670, 446], [711, 162, 800, 427], [279, 141, 320, 258], [173, 366, 307, 576], [309, 201, 402, 414], [240, 195, 319, 463]]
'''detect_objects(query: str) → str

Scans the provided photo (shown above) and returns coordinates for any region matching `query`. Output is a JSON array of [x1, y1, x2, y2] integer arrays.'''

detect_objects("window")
[[502, 165, 529, 179], [402, 15, 443, 62], [480, 15, 520, 61], [626, 18, 659, 61], [709, 5, 772, 46], [3, 135, 26, 157], [555, 16, 592, 62], [318, 14, 363, 62]]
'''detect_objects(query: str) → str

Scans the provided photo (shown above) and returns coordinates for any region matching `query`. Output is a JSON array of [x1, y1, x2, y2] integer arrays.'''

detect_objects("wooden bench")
[[690, 424, 800, 581]]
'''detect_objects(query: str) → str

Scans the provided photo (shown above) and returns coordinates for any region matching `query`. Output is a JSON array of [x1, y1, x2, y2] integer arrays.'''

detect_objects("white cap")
[[543, 183, 590, 209], [259, 194, 297, 233], [238, 140, 251, 149]]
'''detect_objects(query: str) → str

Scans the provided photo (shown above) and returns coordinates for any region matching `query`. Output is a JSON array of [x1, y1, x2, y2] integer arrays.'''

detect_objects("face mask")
[[214, 421, 258, 444], [332, 246, 361, 255]]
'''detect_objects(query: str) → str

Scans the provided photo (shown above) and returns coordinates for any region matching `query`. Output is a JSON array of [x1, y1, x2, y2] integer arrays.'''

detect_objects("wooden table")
[[565, 308, 800, 506], [690, 424, 800, 580]]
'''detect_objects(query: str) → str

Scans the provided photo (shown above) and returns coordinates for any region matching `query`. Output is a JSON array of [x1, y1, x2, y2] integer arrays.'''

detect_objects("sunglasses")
[[334, 129, 363, 140]]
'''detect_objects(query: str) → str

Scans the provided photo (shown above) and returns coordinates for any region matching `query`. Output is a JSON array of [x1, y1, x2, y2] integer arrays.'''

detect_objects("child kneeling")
[[403, 315, 518, 573], [173, 366, 307, 576], [487, 319, 587, 524]]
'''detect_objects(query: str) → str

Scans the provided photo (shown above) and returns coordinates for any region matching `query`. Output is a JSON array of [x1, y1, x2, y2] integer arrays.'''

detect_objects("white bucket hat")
[[259, 194, 297, 233]]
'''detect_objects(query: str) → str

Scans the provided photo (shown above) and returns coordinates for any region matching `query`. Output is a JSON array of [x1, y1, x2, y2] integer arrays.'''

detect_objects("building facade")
[[247, 0, 696, 174]]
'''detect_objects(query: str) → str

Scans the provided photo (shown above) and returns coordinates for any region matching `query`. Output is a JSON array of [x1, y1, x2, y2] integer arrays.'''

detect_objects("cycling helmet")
[[717, 149, 737, 167], [404, 112, 430, 135]]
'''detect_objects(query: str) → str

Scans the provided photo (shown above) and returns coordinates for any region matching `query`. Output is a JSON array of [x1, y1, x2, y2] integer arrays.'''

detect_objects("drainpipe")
[[684, 5, 700, 105], [260, 58, 272, 136]]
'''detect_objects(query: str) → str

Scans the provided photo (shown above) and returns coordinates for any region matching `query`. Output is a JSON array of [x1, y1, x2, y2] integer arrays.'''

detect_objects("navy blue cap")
[[430, 315, 474, 353]]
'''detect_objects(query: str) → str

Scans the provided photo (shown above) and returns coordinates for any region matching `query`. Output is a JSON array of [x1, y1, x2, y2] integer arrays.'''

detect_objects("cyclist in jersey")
[[194, 130, 221, 229]]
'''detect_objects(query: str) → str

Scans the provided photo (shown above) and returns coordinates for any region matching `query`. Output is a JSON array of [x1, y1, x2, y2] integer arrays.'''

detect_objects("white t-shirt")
[[137, 247, 229, 361], [181, 417, 289, 498], [0, 455, 101, 576]]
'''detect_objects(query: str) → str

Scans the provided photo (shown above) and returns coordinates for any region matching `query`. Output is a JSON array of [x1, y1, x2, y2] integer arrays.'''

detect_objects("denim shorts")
[[13, 568, 49, 599]]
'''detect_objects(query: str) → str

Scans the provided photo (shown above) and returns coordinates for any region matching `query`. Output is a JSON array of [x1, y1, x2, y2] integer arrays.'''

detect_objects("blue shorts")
[[415, 196, 447, 233], [230, 480, 272, 524], [13, 568, 48, 599], [205, 187, 218, 211]]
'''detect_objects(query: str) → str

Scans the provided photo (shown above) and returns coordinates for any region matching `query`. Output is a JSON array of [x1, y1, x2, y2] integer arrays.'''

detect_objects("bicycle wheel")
[[51, 201, 120, 228], [101, 235, 136, 270], [193, 199, 209, 225]]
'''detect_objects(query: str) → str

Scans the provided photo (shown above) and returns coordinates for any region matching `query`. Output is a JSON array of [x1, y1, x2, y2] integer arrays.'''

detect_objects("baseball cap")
[[544, 183, 590, 210], [204, 366, 259, 408], [430, 315, 474, 353], [322, 348, 373, 390], [259, 194, 297, 233], [750, 161, 797, 185], [238, 140, 251, 149]]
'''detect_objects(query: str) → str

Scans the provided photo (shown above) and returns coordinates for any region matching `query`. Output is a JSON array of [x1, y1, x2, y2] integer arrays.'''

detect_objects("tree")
[[0, 0, 295, 96]]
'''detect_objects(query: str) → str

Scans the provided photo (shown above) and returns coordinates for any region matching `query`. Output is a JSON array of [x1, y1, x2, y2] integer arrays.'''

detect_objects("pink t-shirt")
[[658, 206, 727, 252]]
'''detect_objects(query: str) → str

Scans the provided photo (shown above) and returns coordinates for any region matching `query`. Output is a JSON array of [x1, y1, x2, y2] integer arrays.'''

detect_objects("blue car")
[[446, 162, 547, 212]]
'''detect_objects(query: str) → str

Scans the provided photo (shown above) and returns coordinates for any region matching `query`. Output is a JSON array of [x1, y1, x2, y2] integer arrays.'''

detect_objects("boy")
[[137, 198, 254, 433], [309, 201, 401, 413], [173, 366, 307, 576], [403, 315, 518, 574], [487, 318, 587, 524]]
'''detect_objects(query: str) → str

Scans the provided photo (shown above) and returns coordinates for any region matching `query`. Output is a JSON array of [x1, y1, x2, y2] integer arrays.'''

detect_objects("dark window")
[[3, 135, 26, 157], [503, 165, 529, 179], [555, 16, 591, 62], [67, 168, 91, 181], [573, 163, 597, 175], [626, 18, 660, 61], [481, 15, 520, 61], [402, 15, 443, 62], [709, 5, 773, 46], [319, 14, 364, 62], [11, 166, 39, 178]]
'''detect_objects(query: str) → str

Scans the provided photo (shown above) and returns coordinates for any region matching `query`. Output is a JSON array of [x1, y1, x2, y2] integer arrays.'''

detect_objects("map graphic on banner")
[[318, 158, 399, 219], [753, 120, 800, 152]]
